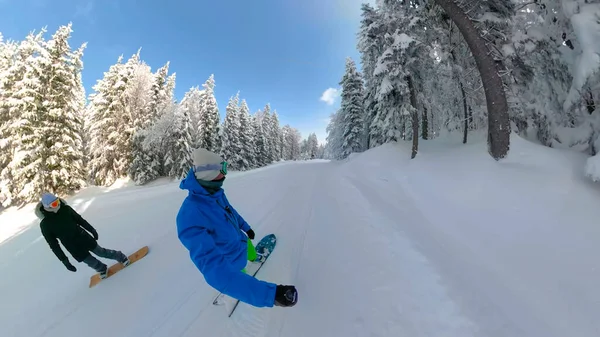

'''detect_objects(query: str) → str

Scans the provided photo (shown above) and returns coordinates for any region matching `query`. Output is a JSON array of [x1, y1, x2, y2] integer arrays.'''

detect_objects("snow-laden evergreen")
[[220, 93, 243, 170], [1, 30, 48, 205], [179, 86, 203, 146], [0, 25, 87, 205], [38, 24, 87, 198], [87, 56, 130, 186], [282, 125, 302, 160], [269, 110, 284, 161], [163, 102, 193, 179], [253, 109, 270, 167], [197, 75, 221, 152], [237, 99, 255, 170], [338, 58, 365, 159]]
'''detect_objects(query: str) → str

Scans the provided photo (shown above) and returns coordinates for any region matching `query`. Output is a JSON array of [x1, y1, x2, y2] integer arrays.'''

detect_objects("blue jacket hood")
[[179, 167, 224, 198]]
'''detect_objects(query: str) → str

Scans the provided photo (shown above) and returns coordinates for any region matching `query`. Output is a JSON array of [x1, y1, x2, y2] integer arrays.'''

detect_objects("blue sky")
[[0, 0, 373, 143]]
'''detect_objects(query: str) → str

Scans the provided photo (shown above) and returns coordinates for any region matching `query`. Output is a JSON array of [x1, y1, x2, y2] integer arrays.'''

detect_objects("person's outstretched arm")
[[177, 223, 276, 307]]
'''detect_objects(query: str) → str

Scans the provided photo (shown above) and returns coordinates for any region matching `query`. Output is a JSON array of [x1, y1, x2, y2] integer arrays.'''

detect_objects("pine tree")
[[253, 112, 269, 167], [128, 132, 160, 185], [358, 3, 385, 149], [87, 56, 129, 186], [220, 93, 243, 170], [306, 133, 319, 159], [270, 110, 283, 161], [325, 110, 344, 160], [38, 24, 87, 197], [164, 103, 193, 179], [238, 99, 255, 170], [339, 57, 365, 159], [260, 105, 275, 164], [0, 32, 22, 205], [197, 74, 220, 152], [2, 31, 48, 203], [179, 86, 204, 146], [148, 62, 171, 122]]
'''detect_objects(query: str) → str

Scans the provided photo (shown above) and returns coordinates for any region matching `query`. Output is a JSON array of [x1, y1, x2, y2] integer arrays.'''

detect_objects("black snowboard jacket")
[[38, 202, 99, 262]]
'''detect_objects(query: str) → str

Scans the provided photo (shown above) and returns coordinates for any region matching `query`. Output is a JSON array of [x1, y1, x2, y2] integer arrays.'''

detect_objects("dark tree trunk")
[[461, 82, 469, 144], [434, 0, 510, 160], [422, 106, 429, 140], [468, 106, 473, 128], [406, 75, 419, 159]]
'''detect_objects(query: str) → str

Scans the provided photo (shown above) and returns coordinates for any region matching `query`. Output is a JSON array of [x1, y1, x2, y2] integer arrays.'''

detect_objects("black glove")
[[62, 259, 77, 272], [274, 285, 297, 307], [246, 229, 255, 240]]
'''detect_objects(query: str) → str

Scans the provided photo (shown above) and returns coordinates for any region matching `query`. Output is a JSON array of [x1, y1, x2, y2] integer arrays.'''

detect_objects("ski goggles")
[[194, 161, 228, 176], [47, 198, 60, 209]]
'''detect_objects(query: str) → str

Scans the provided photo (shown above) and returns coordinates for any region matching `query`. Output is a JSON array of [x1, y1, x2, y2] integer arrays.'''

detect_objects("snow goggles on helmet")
[[194, 161, 228, 176]]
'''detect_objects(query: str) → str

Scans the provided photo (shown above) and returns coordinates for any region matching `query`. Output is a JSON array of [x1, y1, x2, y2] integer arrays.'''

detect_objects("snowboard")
[[89, 245, 149, 288], [213, 233, 277, 317]]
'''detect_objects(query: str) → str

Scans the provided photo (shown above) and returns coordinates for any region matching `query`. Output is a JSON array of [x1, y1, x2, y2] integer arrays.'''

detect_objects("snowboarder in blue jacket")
[[176, 148, 298, 308]]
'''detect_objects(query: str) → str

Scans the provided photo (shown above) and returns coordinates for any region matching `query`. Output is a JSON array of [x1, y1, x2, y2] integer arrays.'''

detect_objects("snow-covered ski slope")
[[2, 132, 600, 337]]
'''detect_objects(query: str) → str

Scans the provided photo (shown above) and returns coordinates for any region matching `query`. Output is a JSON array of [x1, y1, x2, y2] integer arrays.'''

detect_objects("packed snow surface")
[[2, 132, 600, 337]]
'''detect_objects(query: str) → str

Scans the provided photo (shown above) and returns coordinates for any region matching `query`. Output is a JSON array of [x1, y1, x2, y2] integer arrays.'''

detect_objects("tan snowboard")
[[89, 246, 149, 288]]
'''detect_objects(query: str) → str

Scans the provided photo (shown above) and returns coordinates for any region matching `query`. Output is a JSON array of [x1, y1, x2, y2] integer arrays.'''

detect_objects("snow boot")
[[121, 256, 130, 267], [274, 285, 297, 307], [253, 252, 267, 264], [99, 265, 108, 279]]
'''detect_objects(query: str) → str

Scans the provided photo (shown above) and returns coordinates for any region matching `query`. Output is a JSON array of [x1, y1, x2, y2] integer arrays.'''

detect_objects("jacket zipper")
[[215, 198, 245, 242]]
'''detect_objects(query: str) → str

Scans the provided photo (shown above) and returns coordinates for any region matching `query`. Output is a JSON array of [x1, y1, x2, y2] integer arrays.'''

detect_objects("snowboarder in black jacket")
[[37, 192, 130, 278]]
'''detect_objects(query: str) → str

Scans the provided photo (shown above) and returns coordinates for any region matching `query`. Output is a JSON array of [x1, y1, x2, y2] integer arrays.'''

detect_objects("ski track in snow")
[[2, 138, 600, 337]]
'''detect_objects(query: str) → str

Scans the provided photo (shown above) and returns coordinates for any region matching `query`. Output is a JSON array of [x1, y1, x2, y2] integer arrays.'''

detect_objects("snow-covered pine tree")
[[253, 111, 270, 167], [281, 125, 293, 160], [270, 110, 283, 161], [289, 128, 302, 160], [164, 103, 193, 179], [325, 110, 344, 160], [179, 86, 204, 146], [260, 104, 275, 164], [358, 3, 385, 149], [36, 24, 87, 198], [138, 102, 182, 177], [0, 33, 20, 205], [306, 133, 319, 159], [197, 74, 221, 152], [129, 131, 160, 185], [87, 56, 130, 186], [220, 93, 243, 170], [339, 57, 365, 159], [148, 62, 171, 122], [238, 99, 255, 170], [0, 25, 88, 204], [316, 143, 326, 159], [123, 51, 163, 184]]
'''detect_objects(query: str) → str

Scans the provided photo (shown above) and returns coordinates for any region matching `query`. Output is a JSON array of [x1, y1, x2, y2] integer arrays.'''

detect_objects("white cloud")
[[320, 88, 339, 106]]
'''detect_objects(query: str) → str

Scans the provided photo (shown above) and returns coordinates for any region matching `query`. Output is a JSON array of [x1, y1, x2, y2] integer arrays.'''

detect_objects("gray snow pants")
[[82, 244, 127, 272]]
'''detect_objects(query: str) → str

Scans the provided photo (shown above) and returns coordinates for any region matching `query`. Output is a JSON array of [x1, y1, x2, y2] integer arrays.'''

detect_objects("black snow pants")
[[82, 244, 127, 272]]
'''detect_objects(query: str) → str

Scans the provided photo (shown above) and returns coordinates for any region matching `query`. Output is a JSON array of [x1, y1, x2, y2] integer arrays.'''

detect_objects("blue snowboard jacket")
[[176, 168, 277, 307]]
